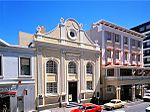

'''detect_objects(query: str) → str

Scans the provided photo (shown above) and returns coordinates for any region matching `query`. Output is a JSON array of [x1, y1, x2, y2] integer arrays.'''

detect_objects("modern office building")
[[131, 21, 150, 67], [0, 39, 35, 112], [19, 18, 100, 110], [88, 20, 150, 101]]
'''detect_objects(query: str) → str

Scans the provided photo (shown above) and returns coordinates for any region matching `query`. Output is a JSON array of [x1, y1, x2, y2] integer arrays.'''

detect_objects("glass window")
[[86, 81, 92, 90], [107, 69, 114, 76], [105, 31, 111, 41], [46, 82, 57, 93], [132, 39, 135, 47], [146, 24, 150, 30], [68, 61, 76, 74], [20, 57, 30, 75], [132, 54, 135, 61], [115, 34, 120, 43], [0, 56, 1, 76], [124, 36, 128, 45], [115, 51, 119, 59], [137, 55, 140, 61], [107, 49, 111, 58], [138, 41, 141, 48], [46, 60, 57, 74], [124, 52, 128, 60], [86, 62, 93, 74], [120, 69, 132, 76], [139, 26, 145, 32]]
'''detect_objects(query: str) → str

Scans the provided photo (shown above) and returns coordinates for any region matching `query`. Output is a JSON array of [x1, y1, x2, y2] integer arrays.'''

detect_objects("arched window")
[[46, 60, 57, 74], [86, 62, 93, 74], [68, 61, 76, 74]]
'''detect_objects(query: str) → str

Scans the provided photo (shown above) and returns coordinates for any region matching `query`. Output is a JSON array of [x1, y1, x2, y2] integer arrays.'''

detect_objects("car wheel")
[[111, 107, 114, 110], [121, 105, 124, 108], [96, 110, 101, 112]]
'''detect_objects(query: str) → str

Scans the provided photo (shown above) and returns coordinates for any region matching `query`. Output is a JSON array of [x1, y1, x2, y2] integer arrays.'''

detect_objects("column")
[[59, 18, 66, 44], [128, 37, 131, 65], [95, 53, 100, 94], [101, 29, 106, 65], [116, 86, 121, 99], [132, 85, 135, 101], [141, 84, 145, 98]]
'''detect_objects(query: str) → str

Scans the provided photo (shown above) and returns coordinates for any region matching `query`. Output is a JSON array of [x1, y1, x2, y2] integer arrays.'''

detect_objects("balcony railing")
[[105, 76, 150, 80]]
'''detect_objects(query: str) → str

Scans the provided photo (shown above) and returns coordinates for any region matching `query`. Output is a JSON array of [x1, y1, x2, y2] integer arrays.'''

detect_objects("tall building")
[[88, 20, 150, 101], [0, 39, 35, 112], [19, 18, 100, 110], [131, 21, 150, 67]]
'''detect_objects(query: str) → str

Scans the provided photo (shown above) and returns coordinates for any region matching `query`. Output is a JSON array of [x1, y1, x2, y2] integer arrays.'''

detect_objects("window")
[[124, 36, 128, 45], [68, 61, 76, 74], [139, 26, 145, 32], [132, 39, 135, 47], [46, 60, 57, 74], [107, 85, 113, 92], [0, 56, 1, 76], [120, 69, 132, 76], [137, 55, 140, 61], [124, 52, 128, 60], [146, 24, 150, 30], [46, 82, 57, 93], [115, 51, 119, 59], [138, 41, 141, 48], [20, 57, 30, 75], [107, 49, 111, 58], [115, 34, 120, 43], [107, 69, 114, 76], [105, 31, 111, 41], [86, 63, 93, 74], [86, 81, 92, 90], [132, 54, 135, 61]]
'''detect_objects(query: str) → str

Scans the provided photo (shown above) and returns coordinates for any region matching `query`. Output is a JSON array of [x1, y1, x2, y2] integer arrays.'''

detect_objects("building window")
[[86, 62, 93, 74], [107, 49, 111, 58], [107, 69, 114, 76], [124, 36, 128, 45], [139, 26, 145, 32], [46, 60, 57, 74], [68, 61, 76, 74], [138, 41, 141, 48], [20, 57, 30, 75], [0, 56, 1, 76], [107, 85, 113, 93], [132, 54, 135, 61], [105, 31, 111, 41], [131, 39, 135, 47], [124, 52, 128, 60], [115, 51, 120, 59], [137, 55, 140, 61], [86, 81, 92, 90], [146, 24, 150, 30], [115, 34, 120, 43], [46, 82, 57, 93]]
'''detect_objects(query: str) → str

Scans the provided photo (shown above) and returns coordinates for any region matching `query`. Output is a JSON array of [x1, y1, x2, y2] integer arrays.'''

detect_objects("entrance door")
[[68, 82, 77, 102], [0, 96, 10, 112], [17, 96, 24, 112]]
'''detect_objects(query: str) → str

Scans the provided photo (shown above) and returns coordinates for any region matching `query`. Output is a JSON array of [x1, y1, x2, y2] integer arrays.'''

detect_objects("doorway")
[[68, 82, 77, 102], [17, 96, 24, 112], [0, 96, 10, 112]]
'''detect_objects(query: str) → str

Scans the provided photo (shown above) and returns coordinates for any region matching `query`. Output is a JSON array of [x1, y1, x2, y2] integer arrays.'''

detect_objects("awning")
[[0, 91, 16, 95]]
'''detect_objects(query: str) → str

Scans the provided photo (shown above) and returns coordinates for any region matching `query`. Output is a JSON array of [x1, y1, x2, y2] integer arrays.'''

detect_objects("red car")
[[70, 103, 102, 112]]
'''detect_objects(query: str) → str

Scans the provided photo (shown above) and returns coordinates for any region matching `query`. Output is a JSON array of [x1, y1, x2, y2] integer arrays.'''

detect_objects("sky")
[[0, 1, 150, 45]]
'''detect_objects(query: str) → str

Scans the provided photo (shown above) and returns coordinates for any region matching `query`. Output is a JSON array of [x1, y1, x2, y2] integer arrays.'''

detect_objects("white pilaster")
[[121, 35, 124, 65], [128, 37, 131, 65], [101, 29, 106, 65]]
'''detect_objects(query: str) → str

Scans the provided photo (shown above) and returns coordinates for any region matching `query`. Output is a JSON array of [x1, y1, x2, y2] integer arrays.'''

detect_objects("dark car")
[[70, 103, 102, 112]]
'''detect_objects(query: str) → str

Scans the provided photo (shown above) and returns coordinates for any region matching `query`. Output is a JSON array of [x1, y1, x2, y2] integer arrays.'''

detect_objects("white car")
[[143, 94, 150, 102], [145, 105, 150, 112]]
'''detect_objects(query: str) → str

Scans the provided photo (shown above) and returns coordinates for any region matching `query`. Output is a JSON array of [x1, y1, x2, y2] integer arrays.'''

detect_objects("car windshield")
[[146, 94, 150, 96], [110, 101, 116, 103], [79, 106, 85, 110]]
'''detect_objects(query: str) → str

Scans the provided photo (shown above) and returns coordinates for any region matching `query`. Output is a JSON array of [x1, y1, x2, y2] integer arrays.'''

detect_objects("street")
[[45, 101, 150, 112]]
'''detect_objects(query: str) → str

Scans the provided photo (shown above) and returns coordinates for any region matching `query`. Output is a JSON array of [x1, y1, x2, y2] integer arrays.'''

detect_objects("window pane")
[[86, 63, 93, 74], [47, 82, 57, 93], [107, 49, 111, 58], [107, 69, 114, 76], [20, 58, 30, 75], [46, 60, 57, 74], [105, 31, 111, 41], [87, 81, 92, 90], [124, 36, 128, 45], [68, 62, 76, 74]]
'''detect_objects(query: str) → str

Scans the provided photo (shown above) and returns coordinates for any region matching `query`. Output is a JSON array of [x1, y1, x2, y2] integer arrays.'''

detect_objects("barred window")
[[68, 61, 76, 74], [86, 81, 93, 90], [46, 60, 57, 74], [46, 82, 57, 93], [86, 63, 93, 74], [20, 57, 31, 75]]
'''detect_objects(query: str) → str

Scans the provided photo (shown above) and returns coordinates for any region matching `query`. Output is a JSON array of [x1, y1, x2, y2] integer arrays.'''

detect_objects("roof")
[[82, 103, 96, 107], [94, 20, 145, 38]]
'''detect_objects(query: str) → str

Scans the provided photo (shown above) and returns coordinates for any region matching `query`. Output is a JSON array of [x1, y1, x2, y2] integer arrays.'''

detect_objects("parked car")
[[104, 99, 126, 110], [145, 105, 150, 112], [143, 94, 150, 102], [70, 103, 102, 112]]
